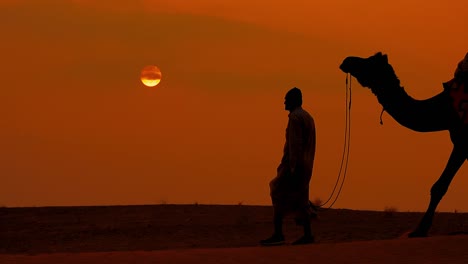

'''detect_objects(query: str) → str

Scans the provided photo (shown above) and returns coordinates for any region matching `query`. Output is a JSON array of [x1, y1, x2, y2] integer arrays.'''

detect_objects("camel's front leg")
[[409, 146, 466, 237]]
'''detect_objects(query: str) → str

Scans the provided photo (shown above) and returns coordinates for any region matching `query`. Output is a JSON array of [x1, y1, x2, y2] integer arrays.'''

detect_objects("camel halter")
[[317, 74, 352, 208]]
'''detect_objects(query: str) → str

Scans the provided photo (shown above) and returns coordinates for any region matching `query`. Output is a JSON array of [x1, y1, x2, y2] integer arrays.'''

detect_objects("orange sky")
[[1, 0, 468, 211]]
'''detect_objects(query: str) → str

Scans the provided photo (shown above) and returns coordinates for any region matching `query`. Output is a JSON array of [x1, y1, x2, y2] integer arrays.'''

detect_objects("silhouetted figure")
[[340, 52, 468, 237], [260, 87, 316, 246]]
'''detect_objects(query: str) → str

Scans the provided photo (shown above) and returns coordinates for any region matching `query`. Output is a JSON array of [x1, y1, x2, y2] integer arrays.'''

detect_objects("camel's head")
[[340, 52, 397, 88]]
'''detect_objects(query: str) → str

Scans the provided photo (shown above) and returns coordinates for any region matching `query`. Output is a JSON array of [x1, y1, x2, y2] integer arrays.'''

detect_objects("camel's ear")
[[382, 54, 388, 63]]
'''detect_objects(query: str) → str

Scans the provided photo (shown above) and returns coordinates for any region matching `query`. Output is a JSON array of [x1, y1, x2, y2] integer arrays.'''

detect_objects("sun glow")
[[140, 65, 162, 87]]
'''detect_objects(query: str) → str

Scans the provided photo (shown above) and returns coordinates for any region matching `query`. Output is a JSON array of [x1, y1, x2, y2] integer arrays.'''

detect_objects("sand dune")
[[2, 235, 468, 264], [2, 205, 468, 263]]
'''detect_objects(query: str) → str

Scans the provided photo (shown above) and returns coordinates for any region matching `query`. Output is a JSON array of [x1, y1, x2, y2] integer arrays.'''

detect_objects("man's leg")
[[292, 208, 315, 245], [274, 210, 284, 236], [302, 213, 313, 238], [260, 209, 285, 246]]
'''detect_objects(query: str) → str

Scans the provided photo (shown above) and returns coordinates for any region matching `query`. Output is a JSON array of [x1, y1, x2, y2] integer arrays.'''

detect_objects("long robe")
[[270, 107, 316, 216]]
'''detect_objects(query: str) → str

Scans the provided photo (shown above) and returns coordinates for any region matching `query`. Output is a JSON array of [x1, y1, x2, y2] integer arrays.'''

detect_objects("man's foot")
[[291, 235, 315, 245], [408, 229, 428, 238], [260, 234, 285, 246]]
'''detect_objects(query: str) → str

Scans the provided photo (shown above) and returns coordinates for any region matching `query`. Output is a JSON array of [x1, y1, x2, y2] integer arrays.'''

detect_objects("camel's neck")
[[369, 82, 453, 132]]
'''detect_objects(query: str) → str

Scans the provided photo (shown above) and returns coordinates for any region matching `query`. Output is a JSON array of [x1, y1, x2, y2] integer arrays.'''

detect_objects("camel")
[[339, 52, 468, 237]]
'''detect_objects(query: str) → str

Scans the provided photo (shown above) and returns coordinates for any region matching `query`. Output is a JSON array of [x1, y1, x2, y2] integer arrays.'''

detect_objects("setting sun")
[[140, 65, 162, 87]]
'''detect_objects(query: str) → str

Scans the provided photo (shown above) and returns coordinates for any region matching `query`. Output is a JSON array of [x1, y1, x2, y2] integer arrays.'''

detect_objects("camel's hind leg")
[[409, 146, 466, 237]]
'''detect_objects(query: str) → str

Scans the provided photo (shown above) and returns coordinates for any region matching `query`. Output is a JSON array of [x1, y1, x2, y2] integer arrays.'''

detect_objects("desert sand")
[[2, 235, 468, 264], [2, 205, 468, 263]]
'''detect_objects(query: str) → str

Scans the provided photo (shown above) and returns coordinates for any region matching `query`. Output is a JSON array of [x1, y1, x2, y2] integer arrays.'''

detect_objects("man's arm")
[[288, 115, 304, 174]]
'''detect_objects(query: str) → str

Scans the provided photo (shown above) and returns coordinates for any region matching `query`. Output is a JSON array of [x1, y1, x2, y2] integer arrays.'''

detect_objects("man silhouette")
[[260, 87, 317, 246]]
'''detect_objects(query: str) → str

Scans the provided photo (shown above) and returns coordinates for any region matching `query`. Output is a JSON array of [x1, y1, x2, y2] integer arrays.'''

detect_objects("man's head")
[[284, 87, 302, 111]]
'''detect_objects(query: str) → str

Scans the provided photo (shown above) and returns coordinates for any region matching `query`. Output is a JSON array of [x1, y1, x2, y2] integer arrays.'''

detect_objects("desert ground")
[[2, 205, 468, 263]]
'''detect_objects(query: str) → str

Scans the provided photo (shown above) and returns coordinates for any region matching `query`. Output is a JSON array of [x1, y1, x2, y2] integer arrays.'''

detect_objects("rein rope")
[[379, 107, 385, 125], [317, 74, 352, 208]]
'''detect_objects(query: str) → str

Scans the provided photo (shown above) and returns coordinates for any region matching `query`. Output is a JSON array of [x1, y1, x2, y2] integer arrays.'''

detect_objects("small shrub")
[[384, 206, 398, 217], [312, 197, 323, 207]]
